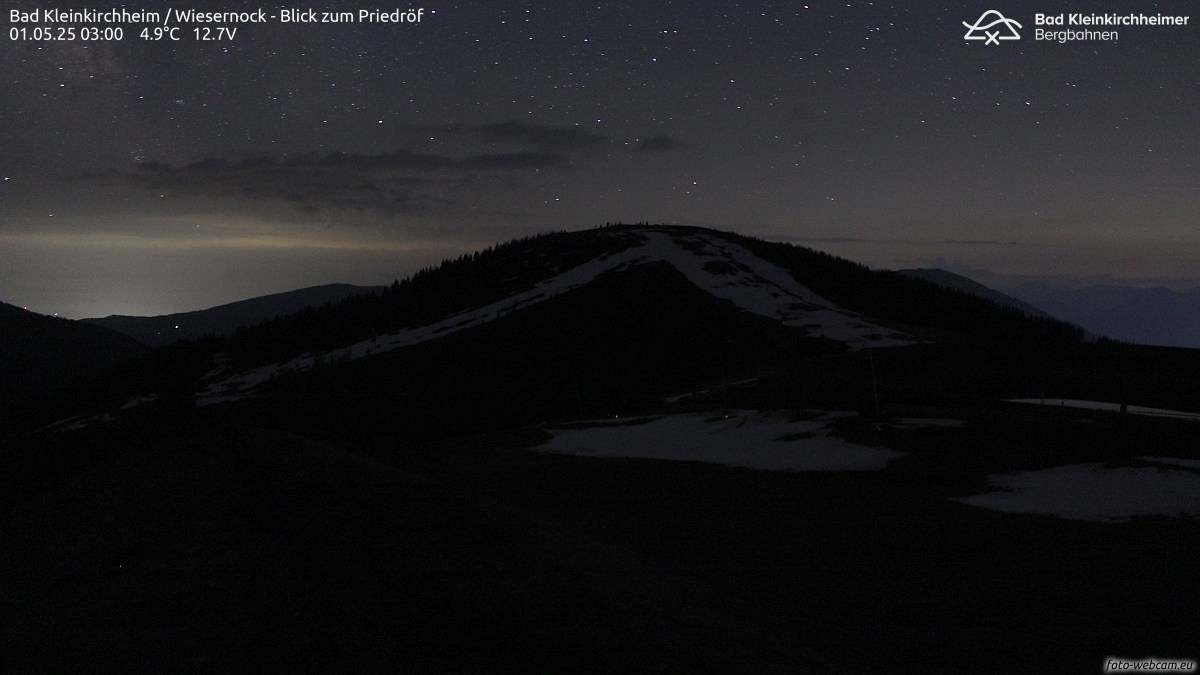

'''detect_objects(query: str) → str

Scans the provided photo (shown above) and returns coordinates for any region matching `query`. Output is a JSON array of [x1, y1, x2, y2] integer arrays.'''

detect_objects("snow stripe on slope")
[[1006, 399, 1200, 422], [195, 230, 911, 405]]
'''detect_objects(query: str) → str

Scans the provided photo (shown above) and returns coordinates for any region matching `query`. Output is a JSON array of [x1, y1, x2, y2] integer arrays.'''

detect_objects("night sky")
[[3, 1, 1198, 318]]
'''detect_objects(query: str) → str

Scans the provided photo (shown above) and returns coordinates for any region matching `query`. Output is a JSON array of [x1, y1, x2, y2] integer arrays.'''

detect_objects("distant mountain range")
[[82, 283, 382, 346], [917, 265, 1200, 349], [897, 269, 1056, 321], [1001, 282, 1200, 349], [898, 268, 1200, 349]]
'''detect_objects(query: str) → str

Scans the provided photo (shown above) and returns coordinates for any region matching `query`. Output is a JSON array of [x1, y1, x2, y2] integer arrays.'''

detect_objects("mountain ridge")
[[897, 268, 1056, 321], [82, 283, 382, 346], [1004, 282, 1200, 348]]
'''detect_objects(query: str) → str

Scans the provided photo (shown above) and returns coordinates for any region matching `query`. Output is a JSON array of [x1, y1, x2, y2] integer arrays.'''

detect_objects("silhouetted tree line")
[[225, 228, 641, 369]]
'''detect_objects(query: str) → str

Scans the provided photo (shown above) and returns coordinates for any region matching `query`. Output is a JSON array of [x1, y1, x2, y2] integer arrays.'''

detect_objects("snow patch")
[[956, 464, 1200, 522], [536, 410, 901, 472], [1006, 399, 1200, 422], [641, 233, 911, 348], [120, 394, 159, 410], [890, 417, 965, 429], [1136, 456, 1200, 471], [662, 378, 759, 403]]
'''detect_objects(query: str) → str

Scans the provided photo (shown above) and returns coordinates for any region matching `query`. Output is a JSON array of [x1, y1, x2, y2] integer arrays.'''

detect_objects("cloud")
[[459, 151, 566, 170], [775, 235, 1026, 246], [106, 121, 666, 217], [939, 239, 1024, 246], [300, 150, 451, 172], [123, 155, 437, 215], [776, 236, 873, 244], [116, 143, 572, 215], [636, 134, 681, 152], [478, 121, 608, 150], [283, 149, 567, 173]]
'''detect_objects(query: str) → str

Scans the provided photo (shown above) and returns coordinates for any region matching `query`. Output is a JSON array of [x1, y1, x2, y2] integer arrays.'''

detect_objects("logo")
[[963, 10, 1022, 44]]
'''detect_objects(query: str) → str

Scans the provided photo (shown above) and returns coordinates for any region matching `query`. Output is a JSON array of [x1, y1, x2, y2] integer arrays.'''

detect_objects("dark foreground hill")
[[4, 406, 1197, 672], [0, 301, 146, 404], [2, 225, 1197, 672]]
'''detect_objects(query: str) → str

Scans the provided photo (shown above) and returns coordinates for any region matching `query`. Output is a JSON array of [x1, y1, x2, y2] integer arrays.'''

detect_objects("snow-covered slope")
[[957, 463, 1200, 522], [536, 410, 901, 472], [194, 229, 912, 405]]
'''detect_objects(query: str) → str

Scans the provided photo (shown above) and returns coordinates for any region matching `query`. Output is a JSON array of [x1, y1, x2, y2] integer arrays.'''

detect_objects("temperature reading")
[[139, 27, 180, 41]]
